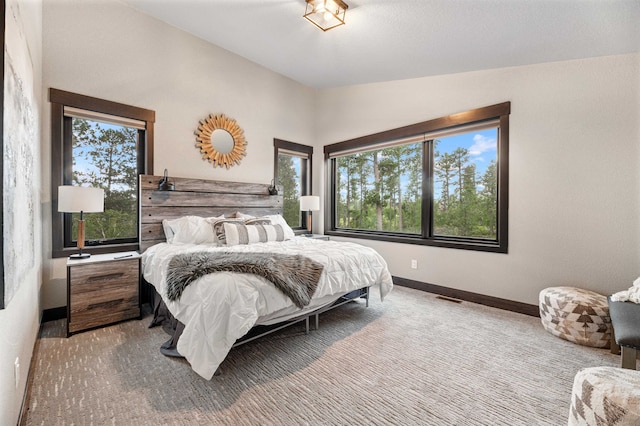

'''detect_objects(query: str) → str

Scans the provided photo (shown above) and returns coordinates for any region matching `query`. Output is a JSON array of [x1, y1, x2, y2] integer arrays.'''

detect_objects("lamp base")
[[69, 253, 91, 260]]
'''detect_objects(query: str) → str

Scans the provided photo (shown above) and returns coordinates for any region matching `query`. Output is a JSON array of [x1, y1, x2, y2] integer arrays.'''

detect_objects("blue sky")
[[433, 128, 498, 197], [435, 128, 498, 177], [434, 127, 498, 194]]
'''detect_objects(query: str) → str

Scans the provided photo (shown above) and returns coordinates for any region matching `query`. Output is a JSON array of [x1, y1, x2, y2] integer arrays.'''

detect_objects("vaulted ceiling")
[[121, 0, 640, 89]]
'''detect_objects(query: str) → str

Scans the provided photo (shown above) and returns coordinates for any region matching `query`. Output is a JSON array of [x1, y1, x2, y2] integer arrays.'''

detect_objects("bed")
[[139, 174, 393, 379]]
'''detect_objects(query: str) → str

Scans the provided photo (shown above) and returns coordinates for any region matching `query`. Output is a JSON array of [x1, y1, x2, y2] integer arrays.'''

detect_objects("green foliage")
[[335, 140, 498, 240], [71, 118, 138, 242], [336, 143, 423, 234], [434, 154, 497, 239], [277, 154, 301, 227], [72, 209, 137, 241]]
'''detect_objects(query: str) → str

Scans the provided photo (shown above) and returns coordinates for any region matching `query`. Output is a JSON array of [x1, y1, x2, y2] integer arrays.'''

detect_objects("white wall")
[[0, 0, 43, 424], [316, 54, 640, 305], [41, 0, 316, 309], [39, 2, 639, 310]]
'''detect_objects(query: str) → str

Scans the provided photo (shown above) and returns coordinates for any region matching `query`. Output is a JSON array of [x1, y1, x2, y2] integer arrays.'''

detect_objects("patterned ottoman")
[[539, 286, 611, 348], [568, 366, 640, 425]]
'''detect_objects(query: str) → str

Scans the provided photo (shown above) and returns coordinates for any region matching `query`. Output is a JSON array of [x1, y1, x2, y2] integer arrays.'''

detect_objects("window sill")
[[52, 243, 140, 259], [325, 230, 507, 253]]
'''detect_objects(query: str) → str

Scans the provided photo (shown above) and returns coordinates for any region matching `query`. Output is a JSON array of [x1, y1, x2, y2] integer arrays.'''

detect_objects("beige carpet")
[[22, 286, 619, 425]]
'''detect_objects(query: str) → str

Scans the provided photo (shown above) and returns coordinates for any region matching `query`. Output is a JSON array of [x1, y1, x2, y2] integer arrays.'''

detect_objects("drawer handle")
[[88, 272, 125, 281], [88, 299, 125, 310]]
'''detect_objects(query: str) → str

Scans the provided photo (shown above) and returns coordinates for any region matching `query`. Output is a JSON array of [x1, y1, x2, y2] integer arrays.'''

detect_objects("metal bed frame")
[[232, 287, 370, 348]]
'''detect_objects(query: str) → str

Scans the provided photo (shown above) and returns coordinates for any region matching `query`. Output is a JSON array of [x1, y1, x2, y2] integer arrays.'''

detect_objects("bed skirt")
[[149, 288, 185, 358], [148, 286, 371, 360]]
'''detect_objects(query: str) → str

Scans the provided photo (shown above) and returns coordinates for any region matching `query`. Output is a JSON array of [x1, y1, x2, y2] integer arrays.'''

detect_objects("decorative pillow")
[[263, 214, 295, 240], [244, 217, 272, 225], [222, 222, 286, 246], [208, 217, 246, 245], [230, 212, 255, 220], [162, 216, 218, 245]]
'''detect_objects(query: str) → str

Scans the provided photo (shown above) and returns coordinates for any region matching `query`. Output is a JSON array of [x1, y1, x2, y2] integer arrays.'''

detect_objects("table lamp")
[[299, 195, 320, 234], [58, 186, 104, 259]]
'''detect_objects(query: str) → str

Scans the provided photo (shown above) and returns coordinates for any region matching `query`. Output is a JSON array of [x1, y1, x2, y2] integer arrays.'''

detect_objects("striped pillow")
[[223, 222, 286, 246], [207, 217, 245, 245]]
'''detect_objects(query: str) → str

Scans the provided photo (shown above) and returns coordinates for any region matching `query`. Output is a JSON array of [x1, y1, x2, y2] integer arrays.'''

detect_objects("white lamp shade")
[[299, 195, 320, 211], [58, 186, 105, 213]]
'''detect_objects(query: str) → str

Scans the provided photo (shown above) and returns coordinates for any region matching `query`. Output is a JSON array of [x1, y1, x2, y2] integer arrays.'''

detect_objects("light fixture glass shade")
[[304, 0, 348, 32], [58, 186, 105, 213], [299, 195, 320, 211]]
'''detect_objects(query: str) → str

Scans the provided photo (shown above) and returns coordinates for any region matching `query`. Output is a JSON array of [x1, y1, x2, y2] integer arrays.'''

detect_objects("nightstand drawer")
[[68, 306, 140, 333], [67, 255, 140, 335], [69, 278, 138, 313], [70, 260, 138, 296]]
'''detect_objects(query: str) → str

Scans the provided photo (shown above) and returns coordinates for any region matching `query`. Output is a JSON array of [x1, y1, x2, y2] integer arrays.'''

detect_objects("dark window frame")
[[50, 88, 155, 258], [324, 102, 510, 253], [274, 138, 313, 231]]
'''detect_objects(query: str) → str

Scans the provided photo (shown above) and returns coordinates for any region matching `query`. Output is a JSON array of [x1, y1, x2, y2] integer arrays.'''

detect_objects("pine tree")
[[479, 160, 498, 238], [72, 118, 138, 241], [277, 154, 300, 226]]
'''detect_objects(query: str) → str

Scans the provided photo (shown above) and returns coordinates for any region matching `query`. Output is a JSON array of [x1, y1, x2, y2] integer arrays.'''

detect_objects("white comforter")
[[142, 237, 393, 379]]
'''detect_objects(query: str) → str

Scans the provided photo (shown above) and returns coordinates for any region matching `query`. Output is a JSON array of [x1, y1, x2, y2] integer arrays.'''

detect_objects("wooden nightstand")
[[67, 252, 141, 336]]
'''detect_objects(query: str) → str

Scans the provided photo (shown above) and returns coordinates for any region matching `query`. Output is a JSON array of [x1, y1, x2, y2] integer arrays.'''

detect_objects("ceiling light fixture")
[[304, 0, 348, 32]]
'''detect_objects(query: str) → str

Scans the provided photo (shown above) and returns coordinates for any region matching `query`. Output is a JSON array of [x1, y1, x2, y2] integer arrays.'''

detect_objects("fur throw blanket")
[[165, 251, 324, 309], [610, 276, 640, 304]]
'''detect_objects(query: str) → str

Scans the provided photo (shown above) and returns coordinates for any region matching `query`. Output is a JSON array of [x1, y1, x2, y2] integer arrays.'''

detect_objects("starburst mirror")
[[195, 113, 247, 169]]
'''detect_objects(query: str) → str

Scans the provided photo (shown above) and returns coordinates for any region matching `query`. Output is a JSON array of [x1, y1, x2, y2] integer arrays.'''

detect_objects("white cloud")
[[469, 134, 496, 156]]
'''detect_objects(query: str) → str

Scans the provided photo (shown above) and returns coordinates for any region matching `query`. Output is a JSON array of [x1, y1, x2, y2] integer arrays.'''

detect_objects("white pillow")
[[162, 216, 218, 245], [223, 222, 286, 246], [162, 218, 179, 243], [231, 212, 255, 220]]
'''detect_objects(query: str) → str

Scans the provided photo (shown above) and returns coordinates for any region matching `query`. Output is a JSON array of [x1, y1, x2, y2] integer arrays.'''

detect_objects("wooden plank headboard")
[[139, 174, 283, 252]]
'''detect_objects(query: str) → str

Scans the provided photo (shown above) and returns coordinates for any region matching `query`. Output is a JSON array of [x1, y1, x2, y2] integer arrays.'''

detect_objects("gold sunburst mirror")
[[195, 113, 247, 169]]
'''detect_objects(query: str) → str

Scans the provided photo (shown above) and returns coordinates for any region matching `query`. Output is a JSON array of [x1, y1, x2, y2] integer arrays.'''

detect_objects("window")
[[433, 126, 500, 239], [51, 89, 155, 258], [325, 102, 509, 253], [274, 139, 313, 229]]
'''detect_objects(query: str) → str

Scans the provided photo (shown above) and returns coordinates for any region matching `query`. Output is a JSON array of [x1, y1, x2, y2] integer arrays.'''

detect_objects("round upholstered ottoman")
[[569, 366, 640, 425], [539, 286, 611, 348]]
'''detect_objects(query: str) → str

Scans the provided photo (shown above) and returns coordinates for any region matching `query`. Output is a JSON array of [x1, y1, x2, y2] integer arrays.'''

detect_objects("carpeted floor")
[[22, 285, 619, 425]]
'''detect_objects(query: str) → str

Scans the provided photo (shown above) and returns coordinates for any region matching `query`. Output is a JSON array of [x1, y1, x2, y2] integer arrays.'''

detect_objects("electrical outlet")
[[411, 259, 418, 269], [14, 358, 20, 389]]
